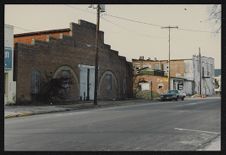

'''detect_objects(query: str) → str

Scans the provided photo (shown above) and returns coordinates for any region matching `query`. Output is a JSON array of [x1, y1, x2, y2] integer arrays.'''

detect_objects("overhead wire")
[[64, 5, 219, 34]]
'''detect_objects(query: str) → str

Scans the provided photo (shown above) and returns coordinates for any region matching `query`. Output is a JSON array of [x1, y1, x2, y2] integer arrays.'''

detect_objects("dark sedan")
[[160, 90, 185, 101]]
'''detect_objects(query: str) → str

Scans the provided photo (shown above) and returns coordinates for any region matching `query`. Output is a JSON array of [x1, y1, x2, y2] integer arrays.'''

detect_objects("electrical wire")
[[64, 5, 219, 34], [101, 16, 167, 39]]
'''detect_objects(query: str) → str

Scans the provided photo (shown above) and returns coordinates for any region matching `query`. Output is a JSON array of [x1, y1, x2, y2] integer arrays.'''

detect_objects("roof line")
[[14, 28, 71, 37], [132, 58, 192, 61]]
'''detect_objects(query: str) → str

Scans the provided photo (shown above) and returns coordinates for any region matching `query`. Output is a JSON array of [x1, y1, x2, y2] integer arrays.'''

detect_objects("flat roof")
[[132, 58, 192, 61], [14, 28, 71, 37]]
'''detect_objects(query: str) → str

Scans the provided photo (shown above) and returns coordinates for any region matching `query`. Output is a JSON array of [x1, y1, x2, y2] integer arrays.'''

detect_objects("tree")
[[208, 5, 221, 33]]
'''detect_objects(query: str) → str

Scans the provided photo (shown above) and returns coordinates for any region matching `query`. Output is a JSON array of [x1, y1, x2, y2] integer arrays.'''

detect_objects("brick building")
[[14, 20, 133, 103], [133, 57, 193, 97], [133, 55, 215, 97]]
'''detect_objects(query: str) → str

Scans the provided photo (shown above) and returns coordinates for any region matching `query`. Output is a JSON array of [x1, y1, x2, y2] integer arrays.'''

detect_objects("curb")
[[5, 112, 34, 119], [197, 135, 221, 151], [4, 99, 163, 119]]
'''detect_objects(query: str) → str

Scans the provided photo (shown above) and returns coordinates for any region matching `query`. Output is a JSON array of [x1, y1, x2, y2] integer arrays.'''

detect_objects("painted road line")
[[174, 128, 220, 135]]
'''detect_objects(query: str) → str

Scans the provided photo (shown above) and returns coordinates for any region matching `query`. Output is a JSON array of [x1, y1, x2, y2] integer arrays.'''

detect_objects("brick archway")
[[98, 70, 119, 100], [53, 65, 79, 100]]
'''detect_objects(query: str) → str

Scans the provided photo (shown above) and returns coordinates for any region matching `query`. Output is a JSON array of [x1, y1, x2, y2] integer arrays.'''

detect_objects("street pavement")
[[4, 97, 221, 151], [4, 99, 152, 119]]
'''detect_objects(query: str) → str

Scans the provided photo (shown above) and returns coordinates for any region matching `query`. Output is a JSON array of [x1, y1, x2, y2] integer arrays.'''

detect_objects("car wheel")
[[182, 97, 184, 101]]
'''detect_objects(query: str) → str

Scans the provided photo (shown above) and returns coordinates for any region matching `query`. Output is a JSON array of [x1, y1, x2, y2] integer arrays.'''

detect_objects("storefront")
[[4, 24, 16, 104]]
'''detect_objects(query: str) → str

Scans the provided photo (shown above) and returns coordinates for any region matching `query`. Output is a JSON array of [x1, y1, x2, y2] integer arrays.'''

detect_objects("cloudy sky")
[[5, 4, 221, 68]]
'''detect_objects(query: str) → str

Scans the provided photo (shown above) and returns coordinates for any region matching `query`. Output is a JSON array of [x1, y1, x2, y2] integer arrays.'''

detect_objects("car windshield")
[[168, 90, 178, 94]]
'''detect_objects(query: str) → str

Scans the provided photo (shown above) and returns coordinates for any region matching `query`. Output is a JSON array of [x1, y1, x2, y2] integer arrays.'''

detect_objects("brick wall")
[[133, 59, 186, 77], [14, 30, 70, 45], [14, 20, 133, 103], [133, 75, 168, 95]]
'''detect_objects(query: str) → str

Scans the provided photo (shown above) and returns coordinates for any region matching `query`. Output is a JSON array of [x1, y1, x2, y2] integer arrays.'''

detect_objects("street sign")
[[4, 47, 12, 70]]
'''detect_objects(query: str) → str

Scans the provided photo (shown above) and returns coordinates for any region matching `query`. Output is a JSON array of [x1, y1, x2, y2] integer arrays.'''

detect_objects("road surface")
[[5, 97, 221, 151]]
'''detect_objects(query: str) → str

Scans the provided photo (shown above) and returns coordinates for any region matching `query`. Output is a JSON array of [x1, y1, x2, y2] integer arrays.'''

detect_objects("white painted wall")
[[79, 64, 95, 100], [4, 24, 16, 104], [192, 55, 215, 96]]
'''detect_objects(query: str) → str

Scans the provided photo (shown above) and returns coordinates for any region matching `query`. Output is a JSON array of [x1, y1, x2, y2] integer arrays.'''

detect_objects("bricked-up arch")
[[53, 65, 79, 100], [98, 70, 119, 100]]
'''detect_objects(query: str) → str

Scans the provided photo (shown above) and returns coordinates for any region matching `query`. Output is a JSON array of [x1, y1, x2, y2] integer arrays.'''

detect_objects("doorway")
[[79, 64, 95, 100]]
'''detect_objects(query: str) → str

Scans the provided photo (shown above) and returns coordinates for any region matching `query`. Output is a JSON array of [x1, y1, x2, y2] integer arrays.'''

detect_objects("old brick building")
[[133, 55, 215, 97], [14, 20, 133, 103]]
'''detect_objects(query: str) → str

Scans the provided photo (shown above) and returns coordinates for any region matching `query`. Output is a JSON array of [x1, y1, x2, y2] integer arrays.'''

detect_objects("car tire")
[[182, 97, 184, 101]]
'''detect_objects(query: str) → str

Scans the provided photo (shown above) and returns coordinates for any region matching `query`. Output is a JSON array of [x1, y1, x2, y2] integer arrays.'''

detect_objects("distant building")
[[192, 55, 215, 96], [4, 24, 16, 104], [14, 20, 133, 104], [132, 55, 215, 97]]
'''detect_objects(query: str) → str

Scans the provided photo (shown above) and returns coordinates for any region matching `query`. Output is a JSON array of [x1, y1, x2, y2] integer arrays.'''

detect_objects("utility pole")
[[94, 4, 100, 105], [89, 4, 105, 105], [161, 26, 178, 91], [199, 48, 202, 96]]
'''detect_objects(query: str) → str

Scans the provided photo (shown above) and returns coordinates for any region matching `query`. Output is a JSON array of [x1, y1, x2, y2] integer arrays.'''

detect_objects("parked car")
[[160, 90, 186, 101]]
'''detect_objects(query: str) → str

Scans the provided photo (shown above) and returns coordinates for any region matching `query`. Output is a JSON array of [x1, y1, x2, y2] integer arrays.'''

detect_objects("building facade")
[[4, 24, 16, 104], [14, 20, 133, 104], [192, 55, 215, 96], [133, 55, 215, 97]]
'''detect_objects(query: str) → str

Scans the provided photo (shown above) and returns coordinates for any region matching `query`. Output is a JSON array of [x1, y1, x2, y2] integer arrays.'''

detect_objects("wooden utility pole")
[[161, 26, 178, 91], [94, 4, 100, 105]]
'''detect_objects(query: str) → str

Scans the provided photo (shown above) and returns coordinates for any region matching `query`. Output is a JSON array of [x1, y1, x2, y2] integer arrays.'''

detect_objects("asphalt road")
[[4, 97, 221, 151]]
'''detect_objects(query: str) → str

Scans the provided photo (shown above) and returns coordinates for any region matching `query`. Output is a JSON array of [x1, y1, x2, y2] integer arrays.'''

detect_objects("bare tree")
[[208, 5, 221, 33]]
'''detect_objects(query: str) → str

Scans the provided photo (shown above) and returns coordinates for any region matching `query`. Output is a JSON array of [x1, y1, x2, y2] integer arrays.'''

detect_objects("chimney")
[[139, 56, 144, 60]]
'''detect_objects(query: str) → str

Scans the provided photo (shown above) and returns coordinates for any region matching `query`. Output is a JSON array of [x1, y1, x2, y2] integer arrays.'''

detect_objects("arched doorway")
[[53, 65, 79, 101], [98, 71, 118, 100]]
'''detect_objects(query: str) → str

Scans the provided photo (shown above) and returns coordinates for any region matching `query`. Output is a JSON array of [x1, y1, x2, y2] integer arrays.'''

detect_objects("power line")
[[101, 16, 167, 39], [64, 5, 219, 34], [64, 5, 95, 15], [178, 28, 219, 33], [104, 13, 219, 34], [104, 13, 163, 28]]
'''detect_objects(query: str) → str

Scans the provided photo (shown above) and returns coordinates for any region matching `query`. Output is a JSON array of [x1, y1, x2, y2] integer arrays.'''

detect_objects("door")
[[79, 64, 95, 100]]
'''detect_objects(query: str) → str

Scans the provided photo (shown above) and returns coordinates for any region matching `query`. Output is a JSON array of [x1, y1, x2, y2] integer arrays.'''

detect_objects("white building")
[[4, 24, 16, 104], [192, 55, 215, 96]]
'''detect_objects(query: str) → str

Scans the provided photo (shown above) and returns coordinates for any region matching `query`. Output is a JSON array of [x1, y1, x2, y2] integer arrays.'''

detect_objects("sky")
[[5, 4, 221, 69]]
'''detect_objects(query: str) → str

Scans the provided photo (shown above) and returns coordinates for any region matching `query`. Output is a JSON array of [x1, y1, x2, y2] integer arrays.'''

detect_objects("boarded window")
[[31, 70, 41, 94]]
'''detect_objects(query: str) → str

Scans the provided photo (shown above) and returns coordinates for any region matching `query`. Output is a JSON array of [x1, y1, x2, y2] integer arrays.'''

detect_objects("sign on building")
[[140, 82, 150, 91], [4, 47, 12, 70]]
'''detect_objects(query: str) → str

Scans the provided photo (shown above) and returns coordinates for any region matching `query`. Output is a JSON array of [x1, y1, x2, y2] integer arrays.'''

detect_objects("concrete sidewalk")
[[4, 96, 220, 119], [198, 136, 221, 151], [4, 99, 152, 119]]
